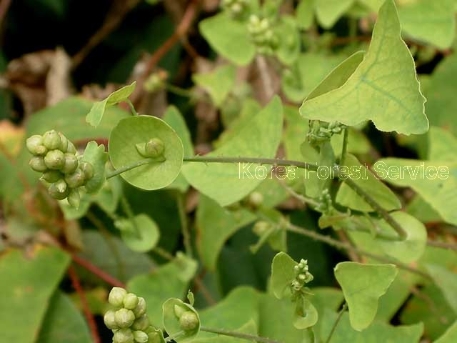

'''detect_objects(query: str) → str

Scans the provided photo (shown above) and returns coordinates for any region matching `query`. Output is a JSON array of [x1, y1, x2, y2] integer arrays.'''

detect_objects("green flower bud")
[[132, 297, 147, 318], [29, 156, 48, 172], [65, 168, 86, 188], [248, 191, 263, 208], [26, 135, 47, 155], [41, 170, 63, 183], [179, 311, 199, 331], [132, 315, 149, 331], [104, 310, 118, 330], [80, 161, 94, 180], [62, 153, 79, 174], [48, 180, 70, 200], [109, 287, 127, 307], [44, 150, 66, 170], [115, 308, 135, 328], [123, 293, 139, 310], [146, 328, 165, 343], [42, 130, 62, 150], [145, 138, 165, 157], [133, 330, 148, 343], [113, 328, 134, 343], [135, 138, 165, 158], [66, 141, 77, 154], [253, 221, 270, 236], [58, 132, 69, 152], [67, 189, 81, 209]]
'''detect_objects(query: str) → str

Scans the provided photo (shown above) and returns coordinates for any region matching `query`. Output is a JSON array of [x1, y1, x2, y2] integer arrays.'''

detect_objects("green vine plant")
[[16, 0, 457, 342]]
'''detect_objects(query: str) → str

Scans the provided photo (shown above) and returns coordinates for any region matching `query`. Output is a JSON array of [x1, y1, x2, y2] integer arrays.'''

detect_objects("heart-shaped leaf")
[[271, 252, 297, 299], [334, 262, 398, 331], [118, 214, 160, 253]]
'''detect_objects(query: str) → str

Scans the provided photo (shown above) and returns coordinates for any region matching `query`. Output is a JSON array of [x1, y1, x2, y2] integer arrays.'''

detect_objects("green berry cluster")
[[315, 189, 332, 214], [104, 287, 162, 343], [247, 15, 279, 54], [221, 0, 248, 17], [291, 259, 314, 294], [308, 121, 345, 146], [26, 130, 94, 208]]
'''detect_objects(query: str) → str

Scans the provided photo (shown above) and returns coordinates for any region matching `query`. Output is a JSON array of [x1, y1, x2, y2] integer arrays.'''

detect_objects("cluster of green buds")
[[26, 130, 94, 208], [104, 287, 163, 343], [291, 259, 314, 295], [307, 121, 345, 146], [173, 305, 200, 332], [247, 15, 278, 54], [221, 0, 249, 17], [315, 189, 332, 214]]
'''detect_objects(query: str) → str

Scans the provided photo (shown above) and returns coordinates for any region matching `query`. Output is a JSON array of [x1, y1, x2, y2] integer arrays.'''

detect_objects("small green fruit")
[[41, 170, 63, 183], [108, 287, 127, 307], [145, 138, 165, 157], [179, 311, 199, 331], [62, 153, 79, 174], [44, 150, 66, 170], [173, 304, 187, 319], [80, 161, 94, 180], [26, 135, 47, 155], [65, 168, 86, 188], [133, 330, 149, 343], [132, 315, 149, 331], [66, 141, 77, 154], [48, 180, 70, 200], [133, 297, 147, 317], [113, 328, 134, 343], [42, 130, 62, 150], [29, 156, 48, 172], [58, 132, 69, 152], [123, 293, 139, 310], [67, 189, 81, 209], [104, 310, 118, 330], [115, 308, 135, 328]]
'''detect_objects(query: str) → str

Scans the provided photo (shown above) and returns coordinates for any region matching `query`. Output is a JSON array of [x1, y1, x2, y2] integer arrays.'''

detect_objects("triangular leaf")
[[334, 262, 398, 331], [300, 0, 428, 135]]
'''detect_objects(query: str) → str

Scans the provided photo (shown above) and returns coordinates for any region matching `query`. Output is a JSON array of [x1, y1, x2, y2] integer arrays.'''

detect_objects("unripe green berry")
[[29, 156, 48, 172], [104, 310, 119, 330], [115, 308, 135, 328], [248, 191, 263, 208], [133, 330, 148, 343], [67, 189, 81, 209], [123, 293, 139, 310], [113, 328, 134, 343], [133, 297, 147, 318], [42, 130, 62, 150], [179, 311, 199, 331], [26, 135, 47, 155], [41, 170, 63, 183], [44, 149, 66, 170], [66, 141, 77, 154], [58, 132, 69, 152], [80, 161, 94, 180], [132, 315, 149, 331], [145, 138, 165, 157], [65, 168, 86, 188], [109, 287, 127, 307], [48, 180, 70, 200], [146, 328, 165, 343], [253, 221, 270, 236], [62, 153, 79, 174]]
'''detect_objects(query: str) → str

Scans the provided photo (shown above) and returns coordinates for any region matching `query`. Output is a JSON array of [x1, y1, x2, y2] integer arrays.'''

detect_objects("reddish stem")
[[131, 0, 200, 105], [68, 265, 101, 343], [71, 253, 126, 288]]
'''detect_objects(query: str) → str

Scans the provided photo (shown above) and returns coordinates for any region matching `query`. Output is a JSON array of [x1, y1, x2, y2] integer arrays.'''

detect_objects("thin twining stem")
[[183, 156, 407, 240], [200, 326, 283, 343]]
